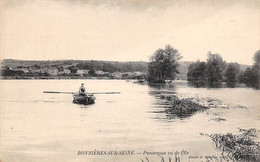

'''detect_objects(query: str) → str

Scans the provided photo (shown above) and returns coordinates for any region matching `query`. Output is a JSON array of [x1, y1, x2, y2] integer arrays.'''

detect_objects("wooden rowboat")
[[73, 93, 96, 105]]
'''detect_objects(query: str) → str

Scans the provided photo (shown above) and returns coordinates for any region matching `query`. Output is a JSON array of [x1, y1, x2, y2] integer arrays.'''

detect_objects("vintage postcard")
[[1, 0, 260, 162]]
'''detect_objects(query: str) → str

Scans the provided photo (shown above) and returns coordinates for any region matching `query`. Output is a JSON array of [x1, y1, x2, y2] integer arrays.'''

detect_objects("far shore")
[[0, 76, 139, 80]]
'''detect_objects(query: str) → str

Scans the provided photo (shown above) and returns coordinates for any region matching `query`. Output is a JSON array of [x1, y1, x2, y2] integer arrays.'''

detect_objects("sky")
[[1, 0, 260, 65]]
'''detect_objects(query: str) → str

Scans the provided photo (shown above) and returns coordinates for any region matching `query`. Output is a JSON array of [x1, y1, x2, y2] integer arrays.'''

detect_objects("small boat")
[[73, 93, 96, 105], [43, 90, 119, 105]]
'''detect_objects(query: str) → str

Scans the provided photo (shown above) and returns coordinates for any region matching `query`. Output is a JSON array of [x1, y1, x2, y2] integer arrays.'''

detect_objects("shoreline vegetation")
[[159, 94, 209, 118], [163, 95, 208, 118], [146, 45, 259, 89], [0, 75, 120, 80], [159, 94, 259, 161], [202, 128, 260, 161], [159, 94, 247, 119], [186, 51, 260, 89]]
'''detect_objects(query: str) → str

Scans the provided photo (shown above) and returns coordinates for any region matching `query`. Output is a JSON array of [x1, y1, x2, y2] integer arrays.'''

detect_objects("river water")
[[0, 80, 259, 162]]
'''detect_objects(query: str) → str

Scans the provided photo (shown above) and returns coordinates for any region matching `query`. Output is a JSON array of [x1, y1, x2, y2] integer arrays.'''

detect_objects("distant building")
[[58, 69, 71, 75], [111, 72, 122, 79], [77, 69, 89, 76], [40, 68, 49, 73], [57, 66, 64, 72], [28, 65, 42, 73], [95, 70, 105, 76], [134, 71, 142, 76], [2, 66, 12, 70], [68, 66, 78, 74], [20, 68, 29, 73], [13, 67, 29, 73], [15, 66, 29, 73], [47, 68, 58, 76], [63, 69, 71, 75]]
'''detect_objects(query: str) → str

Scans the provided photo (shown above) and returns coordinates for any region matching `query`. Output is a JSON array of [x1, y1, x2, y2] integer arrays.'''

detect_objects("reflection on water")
[[1, 80, 260, 162]]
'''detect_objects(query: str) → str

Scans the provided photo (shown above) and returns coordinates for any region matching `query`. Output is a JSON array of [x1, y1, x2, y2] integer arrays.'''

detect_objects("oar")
[[43, 91, 120, 94], [43, 91, 75, 94], [91, 92, 120, 94]]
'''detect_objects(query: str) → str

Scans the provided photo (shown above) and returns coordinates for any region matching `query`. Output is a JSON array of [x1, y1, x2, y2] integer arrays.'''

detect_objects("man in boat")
[[79, 83, 86, 95]]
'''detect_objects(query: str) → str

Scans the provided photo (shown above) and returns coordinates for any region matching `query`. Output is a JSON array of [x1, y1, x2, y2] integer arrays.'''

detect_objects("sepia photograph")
[[0, 0, 260, 161]]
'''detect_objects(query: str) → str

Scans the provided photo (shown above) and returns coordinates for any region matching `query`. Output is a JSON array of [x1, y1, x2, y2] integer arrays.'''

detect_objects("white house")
[[111, 72, 122, 79], [95, 70, 105, 76], [58, 69, 71, 75], [77, 69, 89, 76], [47, 68, 58, 76], [134, 71, 142, 77]]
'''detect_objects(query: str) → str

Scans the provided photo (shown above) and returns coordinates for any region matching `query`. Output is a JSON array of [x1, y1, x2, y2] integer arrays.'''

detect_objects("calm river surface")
[[1, 80, 259, 162]]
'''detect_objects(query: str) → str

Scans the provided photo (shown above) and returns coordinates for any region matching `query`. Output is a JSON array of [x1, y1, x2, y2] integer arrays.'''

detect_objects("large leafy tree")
[[241, 67, 256, 87], [147, 45, 182, 83], [224, 63, 240, 88], [240, 50, 260, 89], [251, 50, 260, 89], [206, 52, 226, 87], [253, 50, 260, 64], [187, 61, 207, 87]]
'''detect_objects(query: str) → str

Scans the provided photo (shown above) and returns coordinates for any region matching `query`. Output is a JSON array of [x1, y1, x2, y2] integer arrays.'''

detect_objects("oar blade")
[[43, 91, 74, 94], [91, 92, 120, 94], [43, 91, 120, 95]]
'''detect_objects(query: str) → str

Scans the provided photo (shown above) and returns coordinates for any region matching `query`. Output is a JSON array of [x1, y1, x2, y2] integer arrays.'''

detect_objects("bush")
[[164, 95, 208, 118], [210, 128, 260, 161]]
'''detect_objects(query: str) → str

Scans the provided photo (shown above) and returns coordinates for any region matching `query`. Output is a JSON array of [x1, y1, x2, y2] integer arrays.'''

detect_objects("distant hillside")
[[176, 61, 192, 79], [239, 64, 250, 71], [1, 59, 249, 79], [1, 59, 148, 73]]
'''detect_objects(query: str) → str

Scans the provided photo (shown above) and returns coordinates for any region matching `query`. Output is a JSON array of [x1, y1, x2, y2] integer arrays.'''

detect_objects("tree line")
[[75, 61, 148, 73], [147, 45, 259, 89], [187, 50, 260, 89], [239, 50, 260, 89]]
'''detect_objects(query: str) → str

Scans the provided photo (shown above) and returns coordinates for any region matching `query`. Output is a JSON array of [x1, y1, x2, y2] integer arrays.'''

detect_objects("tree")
[[206, 52, 226, 87], [147, 45, 182, 83], [242, 67, 256, 87], [238, 71, 244, 84], [68, 66, 78, 74], [187, 61, 207, 87], [224, 63, 240, 88], [251, 50, 260, 89], [237, 50, 260, 89], [88, 69, 96, 76], [253, 50, 260, 64]]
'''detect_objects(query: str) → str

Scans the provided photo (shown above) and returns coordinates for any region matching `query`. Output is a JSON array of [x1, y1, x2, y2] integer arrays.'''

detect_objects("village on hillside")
[[1, 64, 146, 80], [0, 59, 193, 80]]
